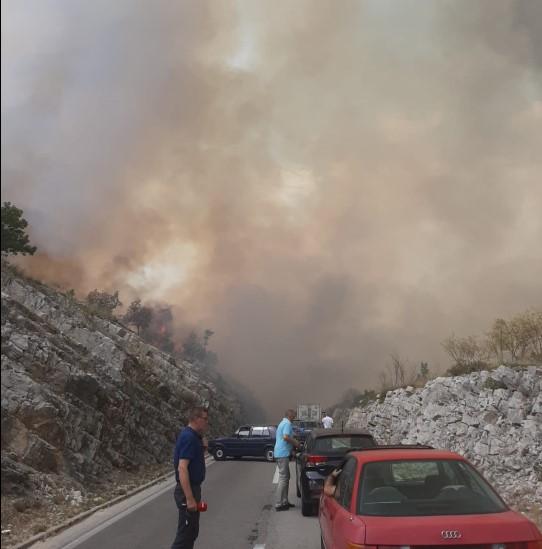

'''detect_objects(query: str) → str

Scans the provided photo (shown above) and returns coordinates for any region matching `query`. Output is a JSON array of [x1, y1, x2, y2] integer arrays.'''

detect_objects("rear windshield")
[[358, 459, 507, 516], [313, 435, 375, 453]]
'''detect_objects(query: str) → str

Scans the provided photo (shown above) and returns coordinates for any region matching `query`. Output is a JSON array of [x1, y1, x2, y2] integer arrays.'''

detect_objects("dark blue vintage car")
[[208, 425, 277, 461]]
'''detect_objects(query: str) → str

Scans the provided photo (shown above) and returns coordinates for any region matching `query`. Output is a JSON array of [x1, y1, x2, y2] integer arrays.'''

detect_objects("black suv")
[[208, 425, 277, 461], [295, 428, 376, 516]]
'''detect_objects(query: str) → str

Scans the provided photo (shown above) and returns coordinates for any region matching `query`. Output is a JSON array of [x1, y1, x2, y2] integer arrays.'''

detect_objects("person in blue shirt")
[[171, 406, 209, 549], [274, 408, 301, 511]]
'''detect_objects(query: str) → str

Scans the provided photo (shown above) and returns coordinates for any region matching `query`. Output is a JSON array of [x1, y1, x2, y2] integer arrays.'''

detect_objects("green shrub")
[[482, 378, 507, 391], [445, 361, 490, 377]]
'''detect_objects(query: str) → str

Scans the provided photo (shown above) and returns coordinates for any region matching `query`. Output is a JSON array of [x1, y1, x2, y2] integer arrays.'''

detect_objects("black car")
[[295, 428, 376, 516], [208, 425, 277, 462]]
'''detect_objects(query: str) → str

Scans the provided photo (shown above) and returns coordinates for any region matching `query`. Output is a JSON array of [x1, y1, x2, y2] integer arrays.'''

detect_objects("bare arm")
[[178, 459, 197, 511], [323, 468, 341, 497], [283, 434, 300, 448]]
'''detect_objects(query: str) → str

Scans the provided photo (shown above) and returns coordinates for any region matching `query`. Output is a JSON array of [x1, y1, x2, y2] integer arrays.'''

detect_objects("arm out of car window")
[[323, 468, 342, 497]]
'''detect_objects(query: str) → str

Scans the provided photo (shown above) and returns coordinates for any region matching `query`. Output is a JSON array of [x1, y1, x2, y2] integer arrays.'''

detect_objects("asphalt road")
[[33, 458, 320, 549]]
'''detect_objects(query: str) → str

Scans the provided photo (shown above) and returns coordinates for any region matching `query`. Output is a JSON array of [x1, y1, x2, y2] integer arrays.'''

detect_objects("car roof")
[[349, 448, 466, 462], [238, 425, 276, 429], [309, 428, 373, 438]]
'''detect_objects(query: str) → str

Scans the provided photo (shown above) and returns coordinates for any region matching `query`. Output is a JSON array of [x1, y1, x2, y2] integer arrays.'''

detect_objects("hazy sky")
[[2, 0, 541, 419]]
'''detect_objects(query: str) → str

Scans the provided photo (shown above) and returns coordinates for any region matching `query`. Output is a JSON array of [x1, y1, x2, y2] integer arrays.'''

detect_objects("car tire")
[[301, 484, 315, 516], [301, 497, 314, 516], [265, 447, 275, 462], [213, 447, 225, 461]]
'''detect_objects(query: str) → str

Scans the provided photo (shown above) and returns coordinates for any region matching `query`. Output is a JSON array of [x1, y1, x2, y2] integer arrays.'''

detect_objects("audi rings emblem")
[[441, 530, 462, 540]]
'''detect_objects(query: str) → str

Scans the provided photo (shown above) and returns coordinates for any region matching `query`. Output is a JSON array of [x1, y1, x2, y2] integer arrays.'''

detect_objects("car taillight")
[[306, 455, 328, 465]]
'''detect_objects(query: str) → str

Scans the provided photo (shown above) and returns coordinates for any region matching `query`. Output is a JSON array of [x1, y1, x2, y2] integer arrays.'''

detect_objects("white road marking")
[[37, 460, 216, 548], [272, 465, 279, 484], [56, 480, 177, 549], [253, 545, 265, 549]]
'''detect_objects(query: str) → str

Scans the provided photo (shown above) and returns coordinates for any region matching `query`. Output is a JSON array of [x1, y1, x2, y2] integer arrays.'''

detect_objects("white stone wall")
[[346, 366, 542, 510]]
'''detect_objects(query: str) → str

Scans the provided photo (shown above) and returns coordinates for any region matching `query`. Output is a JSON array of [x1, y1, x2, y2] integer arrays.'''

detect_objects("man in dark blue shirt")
[[171, 406, 209, 549]]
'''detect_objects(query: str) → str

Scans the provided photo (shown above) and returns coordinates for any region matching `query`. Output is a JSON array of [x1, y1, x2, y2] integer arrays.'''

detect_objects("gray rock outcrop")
[[1, 266, 243, 500], [346, 366, 542, 510]]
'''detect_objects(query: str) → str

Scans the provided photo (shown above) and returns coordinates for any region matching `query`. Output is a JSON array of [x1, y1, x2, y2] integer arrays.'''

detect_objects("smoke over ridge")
[[2, 0, 541, 418]]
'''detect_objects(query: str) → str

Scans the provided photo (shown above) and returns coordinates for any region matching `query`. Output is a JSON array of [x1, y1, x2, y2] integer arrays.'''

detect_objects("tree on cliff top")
[[124, 299, 153, 335], [182, 329, 216, 365], [86, 289, 121, 319], [1, 202, 37, 256]]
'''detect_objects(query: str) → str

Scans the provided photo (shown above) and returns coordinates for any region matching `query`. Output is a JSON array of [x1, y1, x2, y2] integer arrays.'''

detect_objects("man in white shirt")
[[321, 412, 334, 429]]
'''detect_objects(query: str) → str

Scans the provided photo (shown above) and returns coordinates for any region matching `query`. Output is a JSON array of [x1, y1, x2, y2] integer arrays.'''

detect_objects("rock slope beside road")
[[1, 265, 243, 545], [346, 365, 542, 517]]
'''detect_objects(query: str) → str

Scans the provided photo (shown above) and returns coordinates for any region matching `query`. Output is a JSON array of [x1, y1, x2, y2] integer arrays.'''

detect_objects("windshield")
[[313, 435, 375, 454], [358, 459, 507, 516]]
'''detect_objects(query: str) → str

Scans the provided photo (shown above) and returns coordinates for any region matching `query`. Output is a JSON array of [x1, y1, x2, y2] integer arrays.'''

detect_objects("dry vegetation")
[[0, 463, 171, 548], [375, 310, 542, 395]]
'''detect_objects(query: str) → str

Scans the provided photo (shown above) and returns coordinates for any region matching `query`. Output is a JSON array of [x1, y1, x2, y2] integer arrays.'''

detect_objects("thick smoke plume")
[[2, 0, 541, 419]]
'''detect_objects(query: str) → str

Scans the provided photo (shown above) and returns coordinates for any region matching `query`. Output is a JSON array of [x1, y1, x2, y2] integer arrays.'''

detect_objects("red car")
[[319, 446, 542, 549]]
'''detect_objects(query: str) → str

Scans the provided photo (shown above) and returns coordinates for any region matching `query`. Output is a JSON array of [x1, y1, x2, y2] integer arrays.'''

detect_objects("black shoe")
[[275, 504, 290, 511], [286, 502, 295, 508]]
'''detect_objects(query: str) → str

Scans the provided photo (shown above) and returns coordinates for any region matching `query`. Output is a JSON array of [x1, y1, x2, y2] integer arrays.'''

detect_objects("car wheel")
[[301, 484, 315, 516], [265, 447, 275, 462], [214, 447, 225, 461], [301, 497, 314, 517]]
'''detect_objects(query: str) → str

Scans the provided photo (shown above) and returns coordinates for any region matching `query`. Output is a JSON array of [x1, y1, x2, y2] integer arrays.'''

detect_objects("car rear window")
[[313, 435, 375, 454], [357, 459, 507, 516]]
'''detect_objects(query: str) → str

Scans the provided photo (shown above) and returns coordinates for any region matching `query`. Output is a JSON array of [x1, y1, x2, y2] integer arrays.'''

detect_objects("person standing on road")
[[274, 408, 300, 511], [171, 406, 209, 549], [322, 412, 334, 429]]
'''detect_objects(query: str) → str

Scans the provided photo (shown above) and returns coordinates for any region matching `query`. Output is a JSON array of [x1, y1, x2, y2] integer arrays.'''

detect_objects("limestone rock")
[[346, 365, 542, 509], [1, 266, 243, 503]]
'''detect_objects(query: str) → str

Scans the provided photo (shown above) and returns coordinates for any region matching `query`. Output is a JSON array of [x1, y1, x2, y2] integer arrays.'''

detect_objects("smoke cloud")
[[2, 0, 541, 419]]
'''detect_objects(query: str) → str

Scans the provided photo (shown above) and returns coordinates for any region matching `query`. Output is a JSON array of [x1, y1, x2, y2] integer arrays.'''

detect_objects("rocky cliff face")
[[1, 266, 243, 503], [345, 366, 541, 513]]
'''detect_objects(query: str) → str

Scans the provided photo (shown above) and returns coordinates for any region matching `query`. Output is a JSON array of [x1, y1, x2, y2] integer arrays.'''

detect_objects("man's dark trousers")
[[171, 484, 201, 549]]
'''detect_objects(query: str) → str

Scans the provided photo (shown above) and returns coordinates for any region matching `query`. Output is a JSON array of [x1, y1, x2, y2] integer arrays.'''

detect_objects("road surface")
[[32, 457, 320, 549]]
